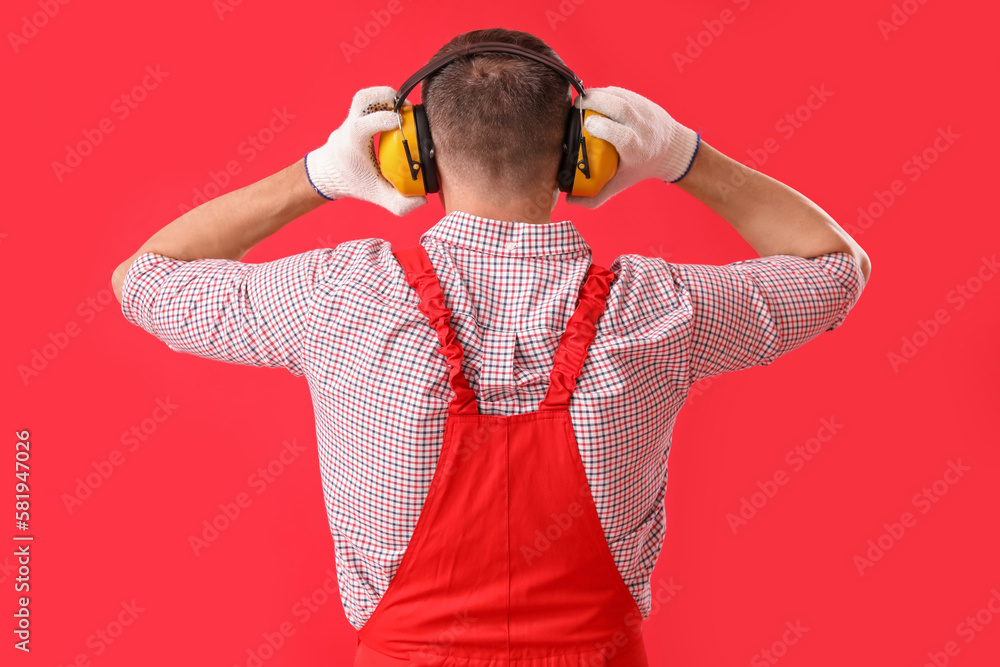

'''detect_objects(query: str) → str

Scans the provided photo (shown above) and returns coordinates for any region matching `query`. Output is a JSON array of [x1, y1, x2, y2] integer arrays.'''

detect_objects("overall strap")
[[540, 262, 616, 411], [393, 245, 479, 415]]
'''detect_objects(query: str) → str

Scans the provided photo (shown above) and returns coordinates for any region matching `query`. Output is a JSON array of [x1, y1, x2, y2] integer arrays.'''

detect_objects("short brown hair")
[[421, 28, 572, 196]]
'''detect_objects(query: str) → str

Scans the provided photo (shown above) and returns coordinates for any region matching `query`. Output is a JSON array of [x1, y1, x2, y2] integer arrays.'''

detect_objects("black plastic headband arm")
[[392, 41, 585, 113]]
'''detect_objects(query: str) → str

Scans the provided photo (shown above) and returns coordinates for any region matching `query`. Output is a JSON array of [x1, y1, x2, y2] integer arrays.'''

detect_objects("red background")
[[4, 0, 999, 665]]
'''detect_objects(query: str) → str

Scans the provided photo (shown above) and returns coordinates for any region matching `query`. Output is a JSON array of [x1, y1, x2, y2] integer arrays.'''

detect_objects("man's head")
[[421, 28, 572, 222]]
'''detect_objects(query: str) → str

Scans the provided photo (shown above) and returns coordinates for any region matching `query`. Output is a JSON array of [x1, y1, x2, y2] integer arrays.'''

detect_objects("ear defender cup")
[[411, 104, 439, 194], [381, 103, 619, 198], [377, 104, 438, 196], [557, 107, 582, 193], [558, 108, 619, 197], [383, 42, 615, 199], [377, 105, 424, 196]]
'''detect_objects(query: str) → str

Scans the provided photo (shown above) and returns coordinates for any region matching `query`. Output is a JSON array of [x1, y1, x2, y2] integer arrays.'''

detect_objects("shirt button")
[[504, 242, 517, 251]]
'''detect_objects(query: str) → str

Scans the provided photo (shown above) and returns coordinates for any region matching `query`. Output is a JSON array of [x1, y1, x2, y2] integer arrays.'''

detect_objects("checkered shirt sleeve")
[[119, 248, 337, 376], [661, 251, 865, 383]]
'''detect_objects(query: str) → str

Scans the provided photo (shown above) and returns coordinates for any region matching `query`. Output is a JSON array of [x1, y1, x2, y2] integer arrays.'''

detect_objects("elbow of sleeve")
[[860, 253, 872, 285], [815, 252, 868, 332], [830, 276, 865, 331], [112, 264, 128, 304]]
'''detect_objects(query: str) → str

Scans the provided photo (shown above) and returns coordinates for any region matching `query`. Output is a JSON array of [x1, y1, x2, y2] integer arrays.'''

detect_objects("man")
[[112, 28, 869, 666]]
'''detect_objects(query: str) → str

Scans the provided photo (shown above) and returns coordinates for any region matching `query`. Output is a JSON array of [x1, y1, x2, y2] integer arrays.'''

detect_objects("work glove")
[[565, 86, 701, 209], [304, 86, 427, 216]]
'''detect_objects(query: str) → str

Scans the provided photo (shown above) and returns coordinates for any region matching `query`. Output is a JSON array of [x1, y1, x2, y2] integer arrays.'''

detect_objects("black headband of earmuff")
[[392, 41, 586, 113]]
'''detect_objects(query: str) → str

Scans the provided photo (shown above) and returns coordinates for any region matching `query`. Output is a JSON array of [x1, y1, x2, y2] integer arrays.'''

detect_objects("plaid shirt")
[[121, 209, 865, 630]]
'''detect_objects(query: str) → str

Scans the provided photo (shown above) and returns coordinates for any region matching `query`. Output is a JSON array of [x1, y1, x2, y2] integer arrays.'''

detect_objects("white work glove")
[[565, 86, 700, 209], [304, 86, 427, 216]]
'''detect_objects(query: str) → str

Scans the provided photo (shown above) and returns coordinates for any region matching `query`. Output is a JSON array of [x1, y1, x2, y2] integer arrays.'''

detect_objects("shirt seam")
[[423, 234, 592, 262], [298, 272, 320, 377]]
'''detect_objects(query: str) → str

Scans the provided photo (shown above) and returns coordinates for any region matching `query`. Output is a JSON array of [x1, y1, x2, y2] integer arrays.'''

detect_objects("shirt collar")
[[420, 210, 592, 259]]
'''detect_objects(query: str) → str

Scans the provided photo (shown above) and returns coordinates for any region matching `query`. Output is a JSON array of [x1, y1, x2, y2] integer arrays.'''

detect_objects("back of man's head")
[[422, 28, 572, 204]]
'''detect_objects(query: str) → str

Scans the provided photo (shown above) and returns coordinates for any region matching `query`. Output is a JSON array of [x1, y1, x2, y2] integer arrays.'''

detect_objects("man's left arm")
[[110, 86, 427, 374], [111, 158, 326, 302], [111, 84, 426, 302]]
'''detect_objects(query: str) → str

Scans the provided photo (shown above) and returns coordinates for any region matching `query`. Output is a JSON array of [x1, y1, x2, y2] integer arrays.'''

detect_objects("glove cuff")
[[305, 143, 347, 201], [304, 153, 336, 200], [658, 125, 701, 184]]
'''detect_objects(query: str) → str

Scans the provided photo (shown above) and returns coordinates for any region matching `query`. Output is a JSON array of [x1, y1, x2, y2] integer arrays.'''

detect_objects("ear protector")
[[377, 41, 619, 198]]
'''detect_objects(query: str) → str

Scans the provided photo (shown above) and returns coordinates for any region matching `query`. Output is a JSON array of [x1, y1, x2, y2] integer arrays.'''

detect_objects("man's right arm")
[[672, 140, 871, 283], [569, 86, 871, 381]]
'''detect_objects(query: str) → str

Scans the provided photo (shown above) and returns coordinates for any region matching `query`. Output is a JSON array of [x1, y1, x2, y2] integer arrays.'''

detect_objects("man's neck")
[[441, 189, 559, 225]]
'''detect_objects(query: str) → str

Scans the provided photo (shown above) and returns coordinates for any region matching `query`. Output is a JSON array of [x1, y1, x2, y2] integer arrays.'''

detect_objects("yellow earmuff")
[[378, 105, 427, 197], [570, 109, 618, 197], [377, 41, 621, 199], [377, 106, 619, 198]]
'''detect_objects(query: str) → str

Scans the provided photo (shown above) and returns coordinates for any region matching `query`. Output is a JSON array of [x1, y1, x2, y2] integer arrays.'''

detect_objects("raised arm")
[[566, 86, 870, 283], [111, 86, 428, 305], [111, 158, 326, 303], [673, 141, 871, 282]]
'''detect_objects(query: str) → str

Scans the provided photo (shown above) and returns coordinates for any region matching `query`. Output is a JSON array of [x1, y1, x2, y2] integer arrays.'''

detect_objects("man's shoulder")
[[608, 252, 686, 293], [600, 253, 691, 332], [310, 237, 418, 300]]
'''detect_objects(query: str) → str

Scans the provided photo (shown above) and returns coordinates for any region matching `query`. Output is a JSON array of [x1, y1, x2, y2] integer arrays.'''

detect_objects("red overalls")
[[354, 245, 648, 666]]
